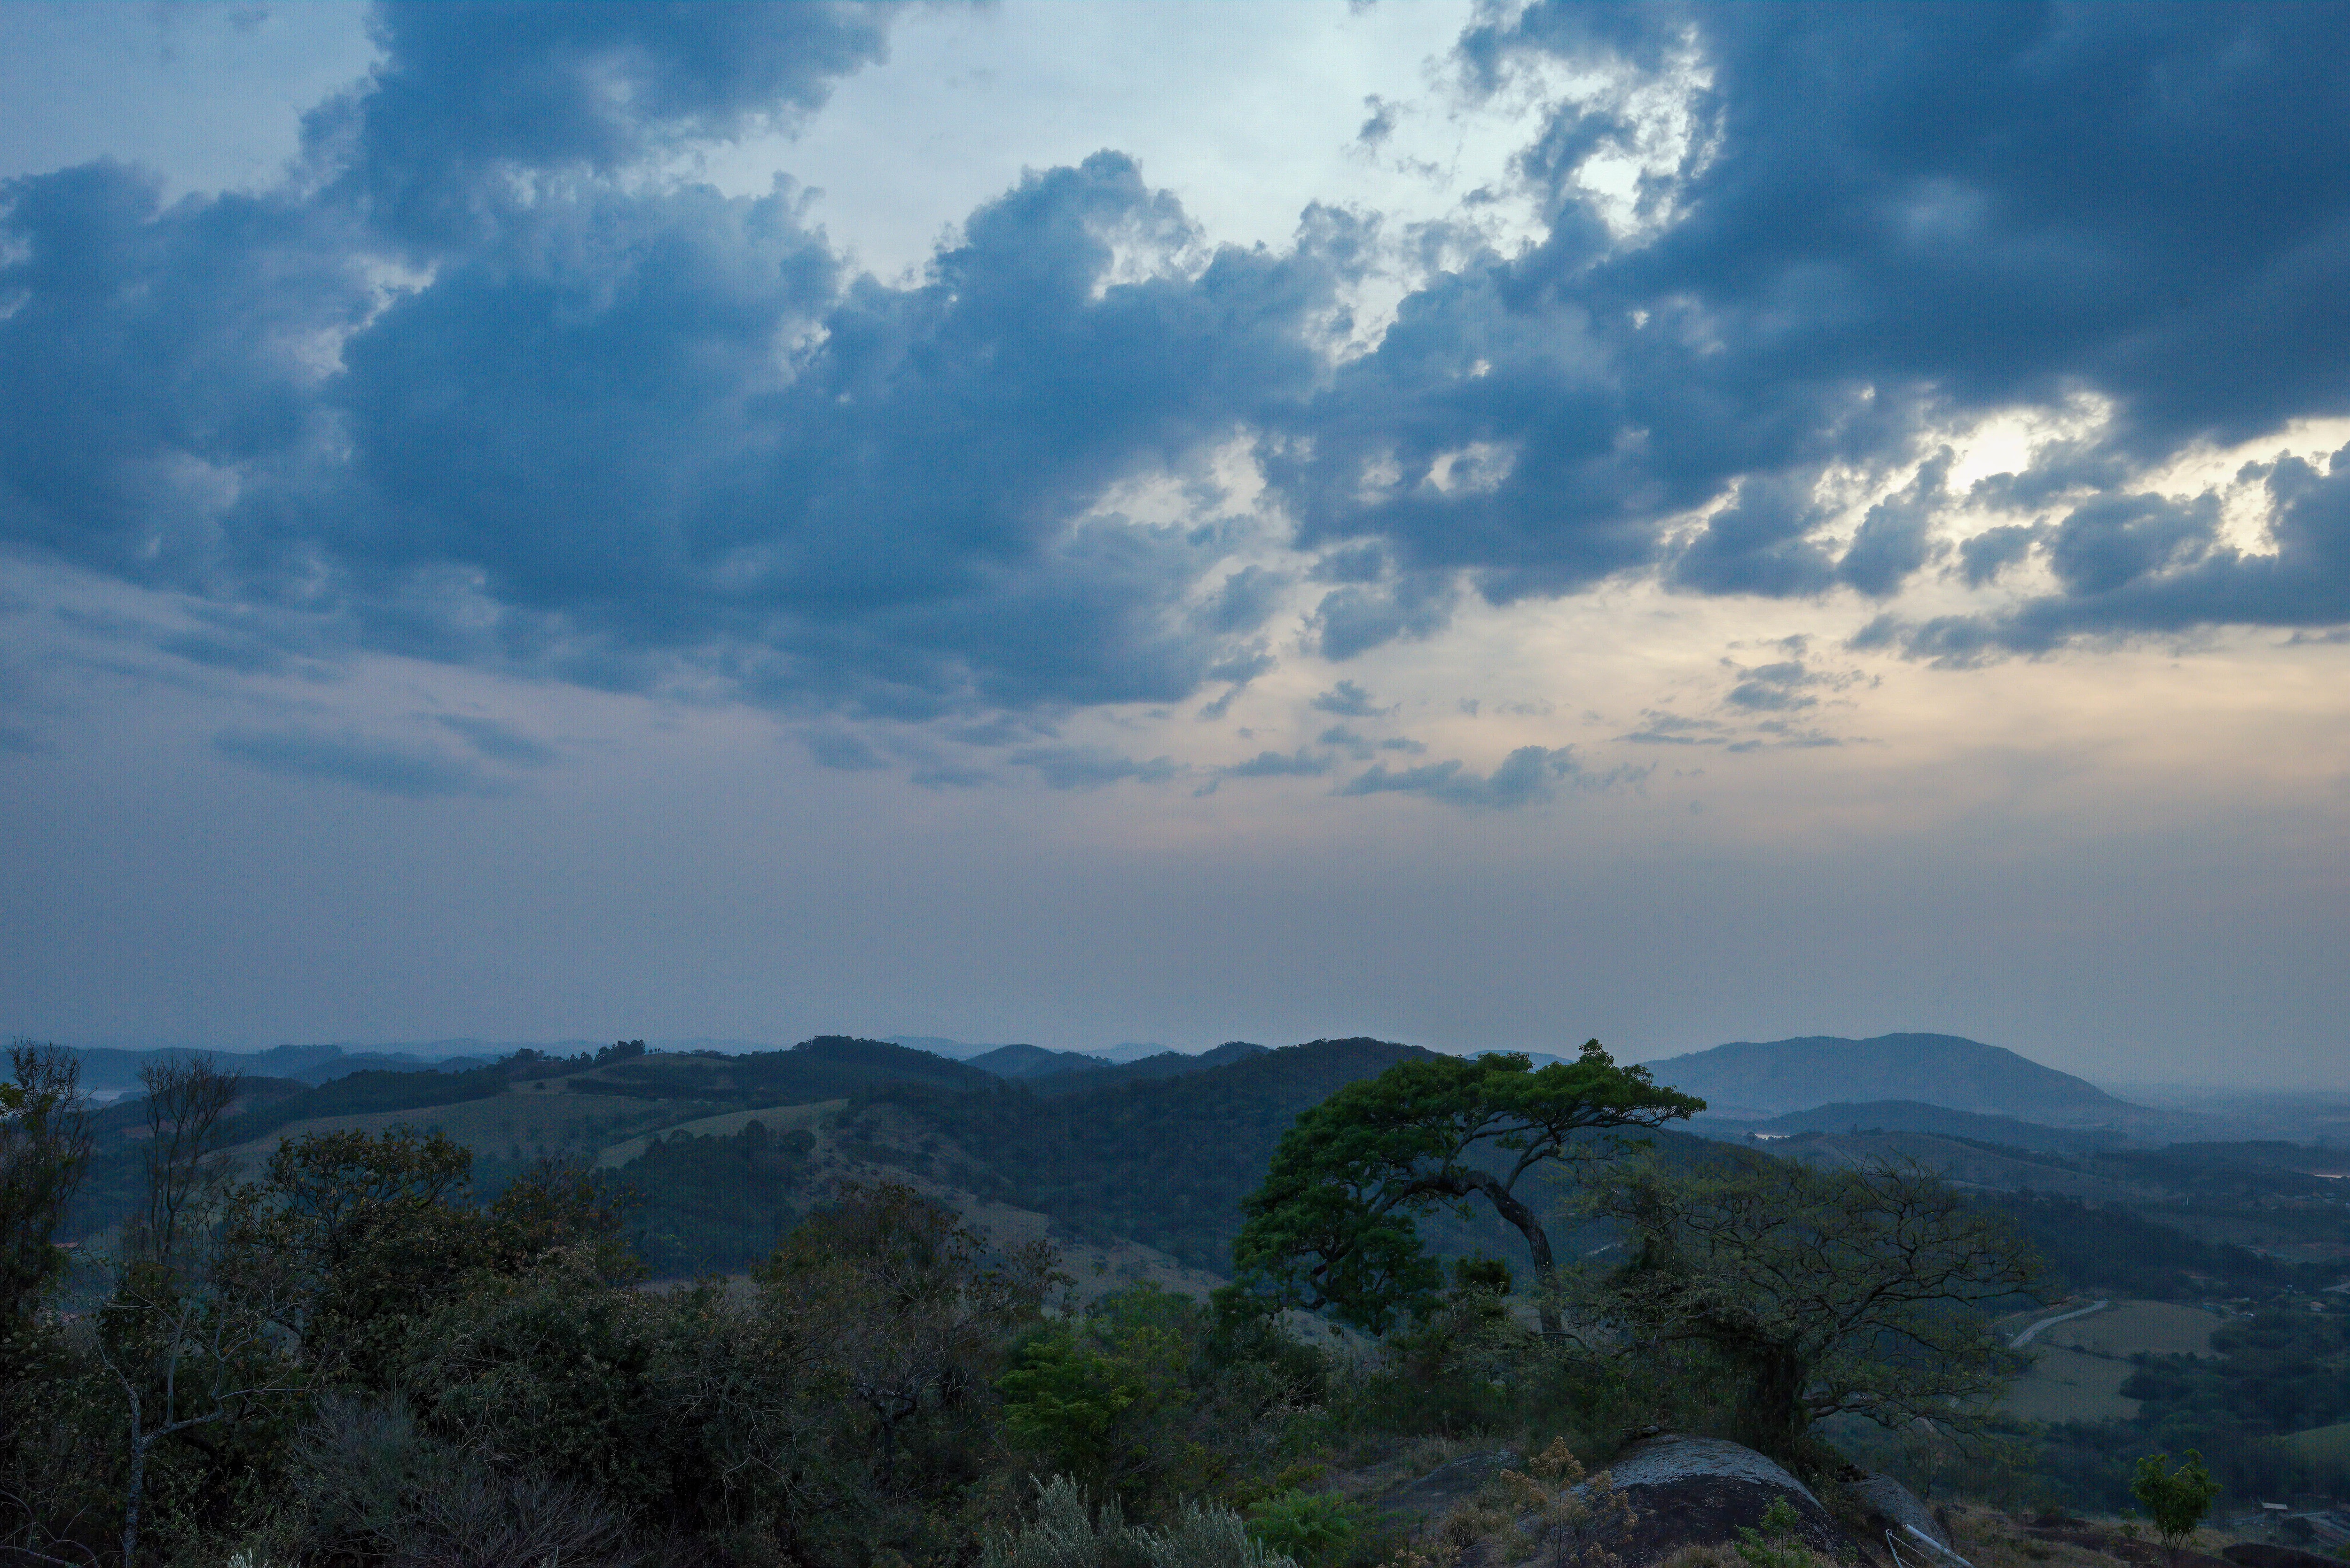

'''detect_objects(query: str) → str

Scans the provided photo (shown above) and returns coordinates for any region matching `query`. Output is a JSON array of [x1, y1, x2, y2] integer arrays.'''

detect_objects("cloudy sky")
[[4, 1, 2347, 1086]]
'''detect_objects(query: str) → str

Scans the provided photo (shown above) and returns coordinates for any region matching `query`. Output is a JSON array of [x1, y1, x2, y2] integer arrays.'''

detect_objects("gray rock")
[[1590, 1434, 1871, 1568], [1845, 1472, 1950, 1552]]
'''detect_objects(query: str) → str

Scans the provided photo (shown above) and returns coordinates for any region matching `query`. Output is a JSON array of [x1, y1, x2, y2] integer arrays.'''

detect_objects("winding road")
[[2011, 1299, 2111, 1348]]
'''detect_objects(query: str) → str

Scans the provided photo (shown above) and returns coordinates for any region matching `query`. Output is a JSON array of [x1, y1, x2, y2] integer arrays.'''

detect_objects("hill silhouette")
[[1642, 1033, 2136, 1121], [964, 1043, 1111, 1078]]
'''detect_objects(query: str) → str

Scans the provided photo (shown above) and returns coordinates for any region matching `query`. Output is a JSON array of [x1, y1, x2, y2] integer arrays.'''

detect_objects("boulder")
[[1842, 1470, 1951, 1553], [1591, 1434, 1872, 1568]]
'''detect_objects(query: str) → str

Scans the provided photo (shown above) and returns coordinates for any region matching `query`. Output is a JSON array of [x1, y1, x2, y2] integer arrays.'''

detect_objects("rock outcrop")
[[1841, 1467, 1952, 1553], [1596, 1435, 1866, 1568]]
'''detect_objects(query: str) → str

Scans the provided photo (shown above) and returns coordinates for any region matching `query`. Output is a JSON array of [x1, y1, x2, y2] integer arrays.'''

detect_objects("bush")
[[1245, 1490, 1358, 1567], [288, 1393, 633, 1568], [982, 1476, 1300, 1568]]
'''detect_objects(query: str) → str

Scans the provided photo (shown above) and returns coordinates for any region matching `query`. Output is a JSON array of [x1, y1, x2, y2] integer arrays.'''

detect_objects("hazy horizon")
[[29, 1027, 2350, 1097]]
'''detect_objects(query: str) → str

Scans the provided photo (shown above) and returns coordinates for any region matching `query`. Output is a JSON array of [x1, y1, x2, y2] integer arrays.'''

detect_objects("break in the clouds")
[[4, 0, 2350, 790]]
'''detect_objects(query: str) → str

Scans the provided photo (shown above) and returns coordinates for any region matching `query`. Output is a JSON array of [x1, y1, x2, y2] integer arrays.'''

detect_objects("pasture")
[[596, 1099, 846, 1166], [2002, 1345, 2142, 1423], [219, 1085, 724, 1170], [2042, 1299, 2225, 1357], [2285, 1421, 2350, 1466]]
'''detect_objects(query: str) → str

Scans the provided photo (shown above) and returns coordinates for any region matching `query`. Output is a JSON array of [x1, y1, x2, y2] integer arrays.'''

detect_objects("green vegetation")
[[1735, 1498, 1815, 1568], [614, 1117, 816, 1276], [1230, 1044, 1704, 1335], [1585, 1150, 2036, 1459], [11, 1035, 2347, 1565], [2130, 1450, 2220, 1555], [863, 1038, 1440, 1270], [1989, 1193, 2285, 1300]]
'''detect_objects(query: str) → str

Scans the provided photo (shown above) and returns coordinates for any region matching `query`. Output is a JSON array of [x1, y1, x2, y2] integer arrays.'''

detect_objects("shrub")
[[1246, 1490, 1358, 1568], [983, 1476, 1300, 1568]]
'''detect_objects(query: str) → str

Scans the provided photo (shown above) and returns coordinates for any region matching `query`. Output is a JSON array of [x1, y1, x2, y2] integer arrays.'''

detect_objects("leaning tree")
[[1230, 1042, 1704, 1335]]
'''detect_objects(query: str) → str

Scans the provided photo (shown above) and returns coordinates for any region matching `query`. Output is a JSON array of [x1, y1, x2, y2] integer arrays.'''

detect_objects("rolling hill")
[[857, 1036, 1445, 1270], [963, 1043, 1112, 1078], [1642, 1033, 2140, 1122]]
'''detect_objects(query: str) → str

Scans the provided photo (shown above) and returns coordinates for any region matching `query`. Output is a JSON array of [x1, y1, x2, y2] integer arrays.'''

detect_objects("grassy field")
[[2043, 1299, 2225, 1356], [595, 1100, 845, 1167], [2003, 1344, 2142, 1422], [219, 1086, 727, 1170], [2285, 1421, 2350, 1466]]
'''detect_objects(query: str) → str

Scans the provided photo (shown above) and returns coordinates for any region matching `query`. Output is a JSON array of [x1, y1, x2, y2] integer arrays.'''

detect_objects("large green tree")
[[1230, 1043, 1704, 1335], [1589, 1151, 2037, 1461]]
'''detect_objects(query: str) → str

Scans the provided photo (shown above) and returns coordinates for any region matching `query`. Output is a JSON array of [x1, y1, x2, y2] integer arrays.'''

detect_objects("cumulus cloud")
[[1873, 448, 2350, 659], [7, 0, 2350, 773]]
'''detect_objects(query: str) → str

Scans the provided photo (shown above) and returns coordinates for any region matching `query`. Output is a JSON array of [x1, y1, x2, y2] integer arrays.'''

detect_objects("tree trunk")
[[1739, 1342, 1808, 1461], [1475, 1175, 1565, 1338], [120, 1406, 146, 1568]]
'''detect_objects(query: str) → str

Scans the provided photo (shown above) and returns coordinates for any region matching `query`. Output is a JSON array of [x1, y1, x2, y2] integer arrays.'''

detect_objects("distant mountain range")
[[1642, 1032, 2139, 1123], [887, 1036, 1183, 1065], [51, 1030, 2151, 1139], [58, 1042, 504, 1092]]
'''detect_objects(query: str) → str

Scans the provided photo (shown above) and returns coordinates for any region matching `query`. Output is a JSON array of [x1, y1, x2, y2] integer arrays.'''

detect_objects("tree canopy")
[[1587, 1150, 2038, 1460], [1230, 1043, 1705, 1335]]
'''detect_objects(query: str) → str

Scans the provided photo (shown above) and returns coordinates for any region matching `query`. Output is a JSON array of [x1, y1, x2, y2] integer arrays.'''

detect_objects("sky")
[[3, 1, 2348, 1087]]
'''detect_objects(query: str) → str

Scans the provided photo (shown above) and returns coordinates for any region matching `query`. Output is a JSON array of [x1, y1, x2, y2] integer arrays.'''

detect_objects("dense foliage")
[[620, 1120, 819, 1278], [1230, 1044, 1705, 1334], [8, 1039, 2343, 1566], [1987, 1193, 2286, 1299], [862, 1040, 1440, 1271]]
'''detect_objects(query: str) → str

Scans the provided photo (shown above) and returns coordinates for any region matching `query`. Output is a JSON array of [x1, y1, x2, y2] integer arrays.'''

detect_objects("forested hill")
[[858, 1036, 1443, 1270], [1642, 1032, 2137, 1120]]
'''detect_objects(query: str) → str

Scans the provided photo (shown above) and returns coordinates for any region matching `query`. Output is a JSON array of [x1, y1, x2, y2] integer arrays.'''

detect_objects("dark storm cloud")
[[322, 0, 914, 245], [3, 123, 1335, 719], [7, 0, 2350, 750], [1265, 0, 2350, 649], [1873, 446, 2350, 658]]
